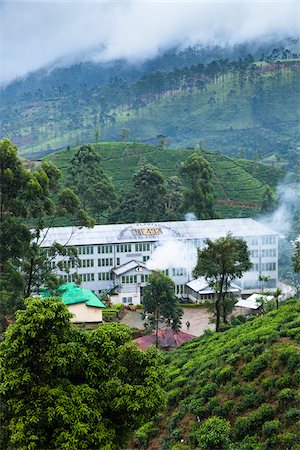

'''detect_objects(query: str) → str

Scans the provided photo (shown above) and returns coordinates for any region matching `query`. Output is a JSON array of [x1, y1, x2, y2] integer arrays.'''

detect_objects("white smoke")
[[260, 183, 300, 237], [146, 240, 197, 272], [184, 212, 198, 221]]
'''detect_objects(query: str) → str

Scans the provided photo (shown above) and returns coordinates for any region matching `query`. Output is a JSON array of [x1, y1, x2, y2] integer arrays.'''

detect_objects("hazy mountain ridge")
[[1, 41, 299, 166]]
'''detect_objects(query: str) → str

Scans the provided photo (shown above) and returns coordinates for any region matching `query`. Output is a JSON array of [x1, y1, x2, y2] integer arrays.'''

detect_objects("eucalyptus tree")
[[180, 152, 216, 219]]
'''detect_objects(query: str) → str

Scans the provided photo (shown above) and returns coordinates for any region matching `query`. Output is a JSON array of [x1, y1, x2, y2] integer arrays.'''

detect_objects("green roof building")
[[41, 283, 105, 323]]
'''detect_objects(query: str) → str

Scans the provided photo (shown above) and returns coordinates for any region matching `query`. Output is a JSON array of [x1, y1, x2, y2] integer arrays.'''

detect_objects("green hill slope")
[[46, 142, 283, 219], [133, 299, 300, 450]]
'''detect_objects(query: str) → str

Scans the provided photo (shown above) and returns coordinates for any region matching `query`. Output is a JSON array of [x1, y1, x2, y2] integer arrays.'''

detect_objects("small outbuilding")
[[40, 283, 106, 324], [186, 277, 242, 303], [235, 293, 274, 315], [135, 328, 195, 351]]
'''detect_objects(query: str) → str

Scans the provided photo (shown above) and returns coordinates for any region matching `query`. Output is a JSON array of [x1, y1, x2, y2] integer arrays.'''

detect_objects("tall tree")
[[180, 152, 215, 219], [0, 296, 165, 449], [0, 139, 94, 314], [143, 271, 183, 347], [193, 233, 252, 331], [132, 164, 168, 222], [261, 185, 276, 213], [292, 240, 300, 280], [68, 144, 116, 220]]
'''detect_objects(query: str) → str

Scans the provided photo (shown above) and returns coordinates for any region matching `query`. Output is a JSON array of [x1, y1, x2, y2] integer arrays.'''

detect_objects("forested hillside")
[[1, 46, 299, 168], [132, 299, 300, 449], [45, 142, 283, 220]]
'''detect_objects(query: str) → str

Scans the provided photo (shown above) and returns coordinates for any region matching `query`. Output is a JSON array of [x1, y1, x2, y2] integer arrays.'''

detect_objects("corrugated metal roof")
[[40, 283, 106, 308], [112, 260, 148, 276], [186, 277, 241, 294], [236, 293, 274, 309], [39, 218, 278, 248]]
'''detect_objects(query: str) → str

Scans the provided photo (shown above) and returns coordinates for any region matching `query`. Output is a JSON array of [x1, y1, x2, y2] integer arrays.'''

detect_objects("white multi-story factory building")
[[41, 218, 278, 305]]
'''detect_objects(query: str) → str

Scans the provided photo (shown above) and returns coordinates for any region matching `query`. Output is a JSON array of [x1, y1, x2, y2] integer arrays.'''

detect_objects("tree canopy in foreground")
[[0, 297, 165, 449]]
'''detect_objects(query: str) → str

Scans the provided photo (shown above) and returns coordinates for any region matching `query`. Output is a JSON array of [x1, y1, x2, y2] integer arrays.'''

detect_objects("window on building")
[[135, 243, 150, 252], [261, 262, 276, 271], [98, 258, 113, 267], [97, 245, 113, 254], [262, 236, 276, 245]]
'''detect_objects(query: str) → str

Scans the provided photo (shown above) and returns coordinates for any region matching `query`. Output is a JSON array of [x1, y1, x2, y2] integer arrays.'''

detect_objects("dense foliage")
[[133, 299, 300, 449], [180, 152, 215, 219], [0, 297, 165, 449], [0, 138, 93, 316]]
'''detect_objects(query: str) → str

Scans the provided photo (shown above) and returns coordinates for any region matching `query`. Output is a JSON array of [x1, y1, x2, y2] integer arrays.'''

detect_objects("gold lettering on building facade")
[[132, 228, 162, 236]]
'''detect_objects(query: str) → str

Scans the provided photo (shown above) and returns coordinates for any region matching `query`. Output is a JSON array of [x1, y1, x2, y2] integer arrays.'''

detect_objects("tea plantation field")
[[132, 299, 300, 449], [45, 142, 283, 220]]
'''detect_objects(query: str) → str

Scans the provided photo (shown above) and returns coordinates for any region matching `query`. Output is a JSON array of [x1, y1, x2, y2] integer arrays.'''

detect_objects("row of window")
[[80, 259, 94, 268], [262, 262, 277, 271], [62, 273, 95, 283], [78, 246, 94, 255], [116, 244, 132, 253], [98, 272, 113, 281], [250, 262, 277, 272], [122, 296, 133, 304], [172, 268, 187, 277], [262, 249, 276, 257], [98, 245, 113, 254], [122, 275, 138, 284], [250, 248, 277, 258], [135, 243, 151, 252], [98, 258, 113, 267], [262, 236, 276, 245]]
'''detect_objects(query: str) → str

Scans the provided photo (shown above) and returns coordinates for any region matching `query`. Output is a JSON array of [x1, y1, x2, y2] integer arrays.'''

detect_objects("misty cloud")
[[260, 182, 300, 236], [1, 0, 298, 83]]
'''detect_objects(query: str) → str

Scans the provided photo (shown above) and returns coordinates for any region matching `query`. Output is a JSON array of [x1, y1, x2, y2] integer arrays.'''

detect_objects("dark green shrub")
[[167, 411, 183, 432], [284, 408, 300, 422], [234, 415, 256, 439], [201, 382, 217, 400], [171, 444, 190, 450], [188, 398, 207, 417], [241, 353, 270, 380], [168, 388, 182, 406], [207, 396, 223, 416], [170, 375, 187, 388], [277, 388, 294, 406], [262, 419, 281, 437], [277, 432, 300, 448], [275, 373, 293, 389], [277, 345, 298, 365], [134, 421, 159, 449], [194, 416, 232, 450], [225, 353, 240, 364], [253, 404, 274, 422], [236, 391, 264, 413], [216, 366, 233, 385], [237, 435, 265, 450]]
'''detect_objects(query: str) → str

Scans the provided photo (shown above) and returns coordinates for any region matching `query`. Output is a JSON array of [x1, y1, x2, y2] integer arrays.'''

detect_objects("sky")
[[0, 0, 299, 83]]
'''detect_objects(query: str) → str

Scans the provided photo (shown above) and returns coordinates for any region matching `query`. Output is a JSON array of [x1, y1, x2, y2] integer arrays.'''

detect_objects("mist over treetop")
[[1, 0, 298, 83]]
